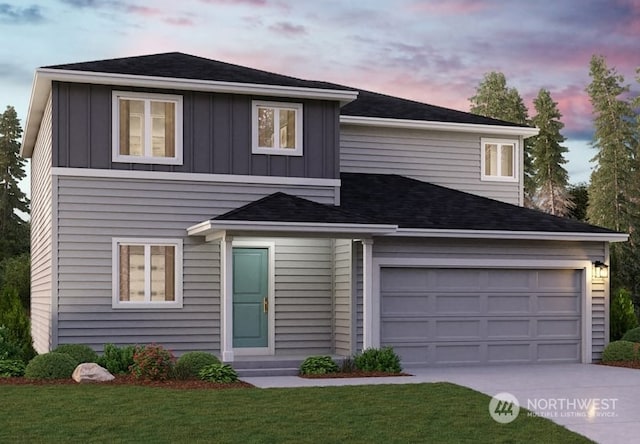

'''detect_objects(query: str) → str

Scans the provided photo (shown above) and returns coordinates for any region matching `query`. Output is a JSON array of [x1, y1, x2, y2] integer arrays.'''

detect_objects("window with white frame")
[[252, 101, 303, 156], [112, 91, 183, 164], [481, 138, 518, 181], [112, 238, 183, 308]]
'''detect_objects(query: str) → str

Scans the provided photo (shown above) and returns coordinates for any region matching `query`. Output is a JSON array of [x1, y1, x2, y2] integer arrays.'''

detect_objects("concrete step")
[[235, 367, 299, 377], [229, 356, 346, 377]]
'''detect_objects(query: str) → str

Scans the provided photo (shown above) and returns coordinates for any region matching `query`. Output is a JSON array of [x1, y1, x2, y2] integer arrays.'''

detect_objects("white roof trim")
[[340, 115, 540, 138], [187, 220, 398, 236], [21, 68, 359, 157], [393, 228, 628, 242]]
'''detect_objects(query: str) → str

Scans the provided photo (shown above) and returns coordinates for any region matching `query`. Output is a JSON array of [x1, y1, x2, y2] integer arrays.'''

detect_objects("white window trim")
[[480, 138, 518, 182], [112, 238, 183, 309], [251, 100, 303, 156], [112, 91, 183, 165]]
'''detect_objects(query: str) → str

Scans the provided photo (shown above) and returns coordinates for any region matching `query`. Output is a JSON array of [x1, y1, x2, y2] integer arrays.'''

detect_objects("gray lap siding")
[[55, 176, 337, 354]]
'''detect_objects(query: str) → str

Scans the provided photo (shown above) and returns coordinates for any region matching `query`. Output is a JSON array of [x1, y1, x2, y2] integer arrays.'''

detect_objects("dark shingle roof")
[[212, 173, 617, 235], [44, 52, 353, 92], [44, 52, 526, 128], [339, 173, 615, 233], [213, 192, 373, 224]]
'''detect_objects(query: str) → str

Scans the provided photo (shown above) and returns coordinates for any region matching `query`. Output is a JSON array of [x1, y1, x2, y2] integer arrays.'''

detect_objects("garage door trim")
[[371, 258, 593, 364]]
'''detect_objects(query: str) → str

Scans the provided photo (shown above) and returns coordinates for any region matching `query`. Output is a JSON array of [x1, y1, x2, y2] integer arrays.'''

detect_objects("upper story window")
[[252, 101, 303, 156], [481, 138, 518, 182], [112, 91, 183, 165], [112, 238, 183, 309]]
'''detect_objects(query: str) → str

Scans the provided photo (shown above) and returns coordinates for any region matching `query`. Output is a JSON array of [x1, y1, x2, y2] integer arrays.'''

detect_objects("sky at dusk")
[[1, 0, 639, 195]]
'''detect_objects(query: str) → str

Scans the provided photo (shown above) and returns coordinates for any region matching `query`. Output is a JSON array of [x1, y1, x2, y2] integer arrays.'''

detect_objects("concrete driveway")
[[243, 364, 640, 444]]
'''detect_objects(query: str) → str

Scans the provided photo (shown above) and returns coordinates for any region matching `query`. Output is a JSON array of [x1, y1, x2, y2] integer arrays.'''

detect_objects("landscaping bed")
[[300, 371, 410, 378], [0, 374, 252, 389]]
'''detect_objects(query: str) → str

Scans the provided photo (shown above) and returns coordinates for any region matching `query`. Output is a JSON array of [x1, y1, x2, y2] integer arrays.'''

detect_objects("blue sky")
[[2, 0, 639, 194]]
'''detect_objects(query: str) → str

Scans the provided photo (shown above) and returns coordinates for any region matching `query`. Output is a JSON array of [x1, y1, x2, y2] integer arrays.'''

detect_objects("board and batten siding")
[[54, 175, 336, 353], [30, 93, 54, 354], [340, 125, 521, 205], [333, 239, 353, 355], [353, 237, 608, 360], [52, 82, 340, 179]]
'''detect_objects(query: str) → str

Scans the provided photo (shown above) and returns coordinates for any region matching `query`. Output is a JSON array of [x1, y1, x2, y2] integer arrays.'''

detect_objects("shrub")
[[0, 359, 26, 377], [130, 344, 175, 381], [174, 351, 220, 380], [339, 357, 356, 373], [601, 341, 640, 362], [53, 344, 98, 365], [299, 356, 339, 375], [0, 288, 36, 362], [622, 327, 640, 343], [98, 344, 136, 374], [24, 352, 77, 379], [199, 363, 238, 383], [610, 288, 639, 341], [354, 347, 402, 373], [0, 326, 21, 361]]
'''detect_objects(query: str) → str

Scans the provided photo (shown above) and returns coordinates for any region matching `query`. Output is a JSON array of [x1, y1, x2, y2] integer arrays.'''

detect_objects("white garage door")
[[380, 268, 582, 366]]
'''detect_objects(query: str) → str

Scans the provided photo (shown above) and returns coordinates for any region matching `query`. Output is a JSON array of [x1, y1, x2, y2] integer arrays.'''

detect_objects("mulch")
[[598, 361, 640, 369], [0, 374, 253, 390], [300, 371, 411, 378]]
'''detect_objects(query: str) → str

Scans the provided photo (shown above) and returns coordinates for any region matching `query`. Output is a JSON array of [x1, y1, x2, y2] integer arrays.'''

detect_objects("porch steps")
[[230, 359, 303, 377]]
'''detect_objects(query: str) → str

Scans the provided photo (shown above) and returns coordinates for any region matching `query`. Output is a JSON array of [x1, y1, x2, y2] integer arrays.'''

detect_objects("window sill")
[[480, 175, 518, 183], [112, 302, 183, 310], [252, 147, 303, 156], [113, 155, 183, 165]]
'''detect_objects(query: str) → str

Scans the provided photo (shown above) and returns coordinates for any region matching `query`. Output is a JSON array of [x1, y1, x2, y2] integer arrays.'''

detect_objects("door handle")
[[263, 297, 268, 313]]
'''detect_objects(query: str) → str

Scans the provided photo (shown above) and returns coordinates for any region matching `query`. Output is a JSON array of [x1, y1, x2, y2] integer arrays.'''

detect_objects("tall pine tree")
[[0, 105, 29, 262], [469, 72, 535, 206], [530, 89, 572, 216], [586, 55, 639, 294]]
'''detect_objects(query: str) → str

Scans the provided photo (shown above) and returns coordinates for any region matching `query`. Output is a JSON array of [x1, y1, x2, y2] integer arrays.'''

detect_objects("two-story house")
[[21, 52, 626, 369]]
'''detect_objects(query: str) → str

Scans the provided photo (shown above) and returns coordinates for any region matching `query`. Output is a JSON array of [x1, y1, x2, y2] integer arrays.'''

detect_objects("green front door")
[[233, 248, 269, 348]]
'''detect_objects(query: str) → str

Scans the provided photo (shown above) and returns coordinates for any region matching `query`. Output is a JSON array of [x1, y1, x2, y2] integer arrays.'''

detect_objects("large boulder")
[[72, 363, 115, 383]]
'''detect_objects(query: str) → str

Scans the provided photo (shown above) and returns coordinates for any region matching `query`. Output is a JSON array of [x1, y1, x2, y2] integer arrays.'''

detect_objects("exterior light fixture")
[[593, 261, 609, 279]]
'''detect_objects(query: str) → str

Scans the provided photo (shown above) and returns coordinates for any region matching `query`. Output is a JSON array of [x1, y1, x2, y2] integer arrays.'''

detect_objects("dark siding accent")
[[52, 82, 340, 179]]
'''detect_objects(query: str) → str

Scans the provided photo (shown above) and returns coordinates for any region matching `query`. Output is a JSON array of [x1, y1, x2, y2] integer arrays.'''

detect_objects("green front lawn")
[[0, 383, 591, 443]]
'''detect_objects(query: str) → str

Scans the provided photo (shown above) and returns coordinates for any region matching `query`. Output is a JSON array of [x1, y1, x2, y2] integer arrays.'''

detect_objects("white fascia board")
[[187, 220, 398, 236], [392, 228, 629, 243], [21, 71, 52, 157], [340, 115, 540, 138], [22, 68, 359, 157], [51, 167, 341, 188]]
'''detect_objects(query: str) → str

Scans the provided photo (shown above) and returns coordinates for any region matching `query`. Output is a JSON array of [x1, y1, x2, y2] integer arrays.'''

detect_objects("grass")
[[0, 382, 591, 443]]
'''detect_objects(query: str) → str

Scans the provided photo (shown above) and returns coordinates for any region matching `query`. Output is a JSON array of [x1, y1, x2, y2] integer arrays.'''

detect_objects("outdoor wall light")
[[593, 261, 609, 279]]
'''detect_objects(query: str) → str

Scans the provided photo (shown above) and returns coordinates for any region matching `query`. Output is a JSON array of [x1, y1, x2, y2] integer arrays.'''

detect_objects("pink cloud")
[[164, 17, 194, 26], [199, 0, 267, 5], [126, 6, 162, 16], [407, 0, 494, 15]]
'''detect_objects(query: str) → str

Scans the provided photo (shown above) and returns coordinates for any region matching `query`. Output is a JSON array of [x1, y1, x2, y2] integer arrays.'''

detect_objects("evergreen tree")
[[567, 183, 589, 221], [586, 55, 640, 294], [0, 106, 29, 262], [469, 72, 535, 206], [530, 89, 572, 216]]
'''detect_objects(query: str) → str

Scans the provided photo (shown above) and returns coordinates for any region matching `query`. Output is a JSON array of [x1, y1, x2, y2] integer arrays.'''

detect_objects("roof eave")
[[187, 220, 398, 237], [340, 115, 540, 138], [21, 71, 51, 158], [392, 228, 628, 242]]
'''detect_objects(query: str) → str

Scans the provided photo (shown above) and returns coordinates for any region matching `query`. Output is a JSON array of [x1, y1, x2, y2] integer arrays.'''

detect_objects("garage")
[[380, 267, 582, 366]]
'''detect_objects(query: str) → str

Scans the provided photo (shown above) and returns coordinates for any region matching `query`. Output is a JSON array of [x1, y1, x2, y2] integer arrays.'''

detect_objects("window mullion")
[[273, 108, 280, 149], [144, 244, 151, 302], [144, 100, 152, 158]]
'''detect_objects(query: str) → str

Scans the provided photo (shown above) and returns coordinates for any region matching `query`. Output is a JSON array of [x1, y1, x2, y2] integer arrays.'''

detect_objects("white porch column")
[[220, 234, 234, 362], [362, 238, 379, 349]]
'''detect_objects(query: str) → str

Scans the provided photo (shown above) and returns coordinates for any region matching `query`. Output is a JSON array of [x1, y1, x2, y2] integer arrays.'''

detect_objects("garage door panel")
[[435, 295, 482, 314], [538, 295, 580, 314], [381, 267, 582, 366], [435, 319, 481, 339], [537, 319, 580, 337], [487, 295, 530, 314], [487, 319, 531, 338], [487, 344, 532, 363]]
